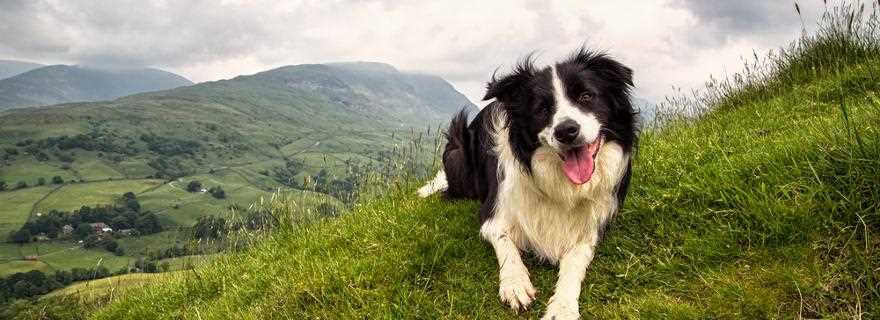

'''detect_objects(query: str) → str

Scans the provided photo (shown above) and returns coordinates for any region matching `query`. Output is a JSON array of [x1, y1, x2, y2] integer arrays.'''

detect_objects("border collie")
[[418, 48, 636, 319]]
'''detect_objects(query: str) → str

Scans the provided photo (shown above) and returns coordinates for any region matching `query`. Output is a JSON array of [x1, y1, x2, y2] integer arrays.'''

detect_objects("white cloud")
[[0, 0, 870, 104]]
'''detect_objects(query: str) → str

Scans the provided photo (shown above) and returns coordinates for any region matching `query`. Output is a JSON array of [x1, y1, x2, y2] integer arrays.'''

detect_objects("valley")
[[0, 61, 474, 292]]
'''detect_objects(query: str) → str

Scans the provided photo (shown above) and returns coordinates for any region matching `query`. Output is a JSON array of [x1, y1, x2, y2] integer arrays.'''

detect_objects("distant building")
[[89, 222, 113, 233], [62, 224, 74, 235]]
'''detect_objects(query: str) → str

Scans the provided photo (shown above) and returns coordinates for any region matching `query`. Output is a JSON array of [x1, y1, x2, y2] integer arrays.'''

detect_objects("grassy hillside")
[[0, 65, 193, 110], [87, 7, 880, 320], [0, 61, 468, 279]]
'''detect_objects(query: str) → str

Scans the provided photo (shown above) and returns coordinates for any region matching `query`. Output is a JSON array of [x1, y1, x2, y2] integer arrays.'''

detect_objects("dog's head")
[[484, 48, 636, 185]]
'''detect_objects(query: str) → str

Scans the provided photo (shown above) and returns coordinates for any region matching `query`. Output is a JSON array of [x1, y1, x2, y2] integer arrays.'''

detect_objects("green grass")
[[19, 242, 132, 272], [157, 254, 217, 271], [0, 159, 74, 186], [0, 186, 53, 236], [42, 272, 175, 300], [92, 8, 880, 318], [34, 179, 163, 213], [0, 260, 51, 277]]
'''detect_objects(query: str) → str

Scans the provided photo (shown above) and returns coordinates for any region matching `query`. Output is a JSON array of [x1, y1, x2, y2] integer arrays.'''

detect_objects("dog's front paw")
[[541, 297, 579, 320], [498, 266, 537, 312]]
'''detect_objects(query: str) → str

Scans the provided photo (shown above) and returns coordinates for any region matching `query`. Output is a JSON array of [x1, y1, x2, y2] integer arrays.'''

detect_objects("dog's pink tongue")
[[562, 145, 596, 185]]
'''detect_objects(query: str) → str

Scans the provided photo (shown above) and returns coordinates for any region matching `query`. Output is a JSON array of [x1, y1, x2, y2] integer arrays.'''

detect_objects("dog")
[[418, 48, 636, 319]]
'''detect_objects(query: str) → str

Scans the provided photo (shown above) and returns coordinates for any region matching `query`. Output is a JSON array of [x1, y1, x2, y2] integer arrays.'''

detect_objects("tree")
[[208, 186, 226, 199], [104, 240, 119, 252], [0, 180, 6, 191], [54, 270, 73, 286], [124, 198, 141, 212], [186, 180, 202, 192], [160, 262, 170, 272], [83, 234, 101, 248], [144, 261, 158, 273], [37, 177, 46, 186], [51, 176, 64, 184], [14, 181, 27, 190], [135, 213, 162, 234], [10, 229, 31, 244], [122, 192, 136, 200], [192, 216, 226, 239], [113, 246, 126, 256], [74, 223, 92, 239]]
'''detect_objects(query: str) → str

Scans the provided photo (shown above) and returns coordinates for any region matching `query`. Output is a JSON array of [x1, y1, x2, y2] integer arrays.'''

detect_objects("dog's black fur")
[[442, 49, 637, 226]]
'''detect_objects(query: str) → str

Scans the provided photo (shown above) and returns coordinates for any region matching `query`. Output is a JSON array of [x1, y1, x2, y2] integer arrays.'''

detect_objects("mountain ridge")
[[0, 65, 193, 110], [0, 60, 45, 80]]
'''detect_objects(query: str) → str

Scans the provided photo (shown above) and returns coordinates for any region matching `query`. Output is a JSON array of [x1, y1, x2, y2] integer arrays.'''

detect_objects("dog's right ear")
[[482, 55, 536, 102]]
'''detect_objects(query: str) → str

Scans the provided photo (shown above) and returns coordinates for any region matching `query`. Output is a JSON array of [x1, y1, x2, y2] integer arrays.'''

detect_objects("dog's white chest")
[[494, 142, 628, 263]]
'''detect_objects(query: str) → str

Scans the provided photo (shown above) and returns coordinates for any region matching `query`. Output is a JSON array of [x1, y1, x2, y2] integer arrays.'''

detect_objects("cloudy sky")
[[0, 0, 867, 104]]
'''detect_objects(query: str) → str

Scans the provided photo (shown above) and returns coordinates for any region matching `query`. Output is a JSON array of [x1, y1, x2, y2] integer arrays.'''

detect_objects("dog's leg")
[[417, 170, 448, 198], [541, 242, 595, 320], [480, 218, 536, 312]]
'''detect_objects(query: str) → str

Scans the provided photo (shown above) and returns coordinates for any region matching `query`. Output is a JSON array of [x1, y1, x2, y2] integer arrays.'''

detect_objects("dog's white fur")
[[418, 67, 630, 319], [417, 170, 448, 198]]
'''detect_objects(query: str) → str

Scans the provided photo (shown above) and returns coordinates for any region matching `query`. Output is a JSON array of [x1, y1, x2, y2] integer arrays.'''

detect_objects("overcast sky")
[[0, 0, 867, 104]]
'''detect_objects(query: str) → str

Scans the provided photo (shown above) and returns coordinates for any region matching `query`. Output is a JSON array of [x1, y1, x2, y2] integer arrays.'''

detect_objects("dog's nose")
[[553, 119, 580, 144]]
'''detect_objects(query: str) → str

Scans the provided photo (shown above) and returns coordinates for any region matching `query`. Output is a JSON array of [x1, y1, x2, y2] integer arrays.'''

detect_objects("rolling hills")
[[0, 65, 193, 110], [0, 61, 475, 284]]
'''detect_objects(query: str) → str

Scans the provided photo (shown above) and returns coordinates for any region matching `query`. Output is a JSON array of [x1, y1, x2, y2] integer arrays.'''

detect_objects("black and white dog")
[[418, 48, 636, 319]]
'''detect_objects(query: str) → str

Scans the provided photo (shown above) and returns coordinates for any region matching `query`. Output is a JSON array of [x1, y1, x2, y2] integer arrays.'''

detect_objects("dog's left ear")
[[572, 49, 633, 91], [482, 55, 537, 102]]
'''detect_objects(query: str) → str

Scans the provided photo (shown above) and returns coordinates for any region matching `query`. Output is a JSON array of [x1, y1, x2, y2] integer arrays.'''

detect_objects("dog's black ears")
[[482, 55, 537, 102], [571, 48, 633, 91]]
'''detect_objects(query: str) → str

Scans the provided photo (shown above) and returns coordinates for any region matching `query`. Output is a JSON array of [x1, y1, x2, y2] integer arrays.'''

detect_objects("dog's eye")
[[577, 92, 593, 103]]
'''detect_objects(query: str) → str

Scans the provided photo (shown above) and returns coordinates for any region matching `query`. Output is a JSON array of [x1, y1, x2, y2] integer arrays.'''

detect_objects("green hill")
[[0, 60, 44, 80], [0, 61, 473, 282], [85, 9, 880, 320], [0, 65, 193, 110]]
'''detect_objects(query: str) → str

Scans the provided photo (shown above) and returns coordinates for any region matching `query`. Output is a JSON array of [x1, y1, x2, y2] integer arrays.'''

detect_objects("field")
[[42, 272, 176, 301], [0, 186, 54, 237], [91, 7, 880, 319], [34, 179, 163, 213]]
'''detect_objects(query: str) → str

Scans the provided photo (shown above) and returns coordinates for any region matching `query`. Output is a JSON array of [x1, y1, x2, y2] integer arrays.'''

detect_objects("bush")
[[37, 177, 46, 186], [51, 176, 63, 184], [186, 180, 202, 193], [10, 229, 31, 244], [14, 181, 27, 190], [208, 186, 226, 199], [104, 240, 119, 252], [0, 180, 6, 191], [114, 246, 126, 256]]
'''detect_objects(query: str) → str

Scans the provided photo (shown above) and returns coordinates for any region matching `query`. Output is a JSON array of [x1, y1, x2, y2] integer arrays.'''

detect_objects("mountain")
[[0, 65, 193, 110], [0, 61, 473, 186], [0, 60, 44, 80]]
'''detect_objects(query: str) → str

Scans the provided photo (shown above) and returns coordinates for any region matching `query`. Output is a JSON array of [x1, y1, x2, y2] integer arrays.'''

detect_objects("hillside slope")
[[0, 65, 193, 110], [0, 60, 44, 80], [0, 61, 473, 285], [90, 42, 880, 320]]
